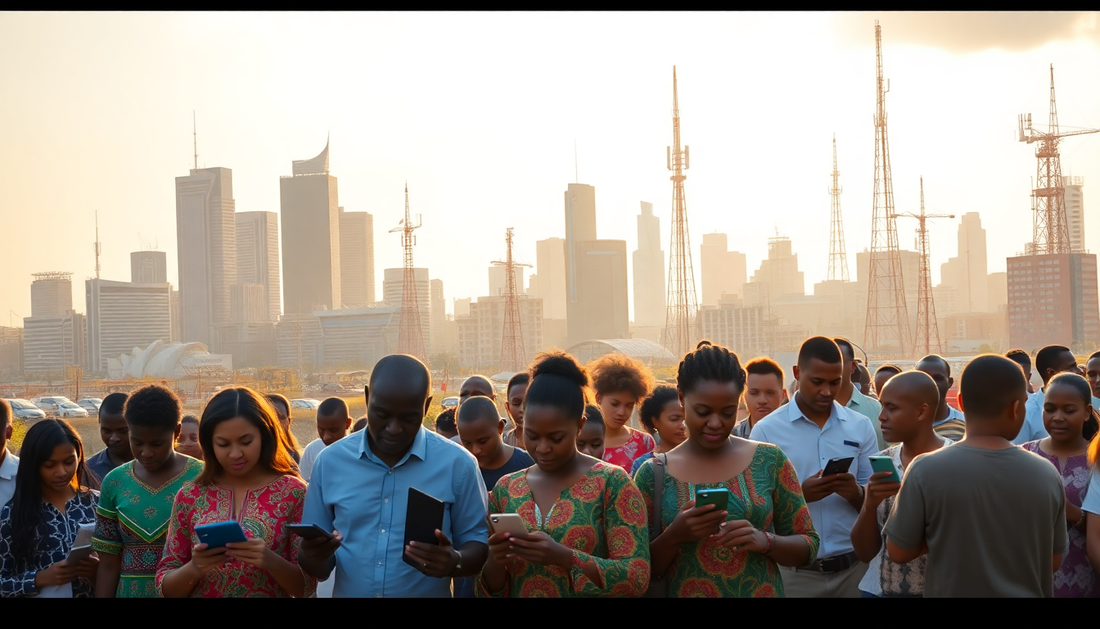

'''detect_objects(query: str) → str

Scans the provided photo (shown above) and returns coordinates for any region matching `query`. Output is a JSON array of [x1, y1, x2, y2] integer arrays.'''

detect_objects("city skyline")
[[2, 12, 1099, 325]]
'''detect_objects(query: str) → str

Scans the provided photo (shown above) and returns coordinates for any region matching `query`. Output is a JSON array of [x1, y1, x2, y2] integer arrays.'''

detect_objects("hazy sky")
[[2, 12, 1098, 325]]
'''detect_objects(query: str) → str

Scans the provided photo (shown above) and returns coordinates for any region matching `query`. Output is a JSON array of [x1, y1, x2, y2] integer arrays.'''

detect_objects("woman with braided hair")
[[634, 341, 819, 597]]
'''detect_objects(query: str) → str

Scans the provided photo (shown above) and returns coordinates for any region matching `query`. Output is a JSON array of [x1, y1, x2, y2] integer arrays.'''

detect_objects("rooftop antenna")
[[192, 111, 198, 171], [94, 210, 101, 280]]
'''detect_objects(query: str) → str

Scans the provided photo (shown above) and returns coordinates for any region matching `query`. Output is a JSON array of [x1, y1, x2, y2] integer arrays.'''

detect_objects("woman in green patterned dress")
[[92, 385, 203, 597], [635, 341, 820, 597], [477, 350, 651, 597]]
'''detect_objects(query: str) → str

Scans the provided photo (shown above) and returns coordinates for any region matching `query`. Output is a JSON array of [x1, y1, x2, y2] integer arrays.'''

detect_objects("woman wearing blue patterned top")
[[0, 419, 99, 598]]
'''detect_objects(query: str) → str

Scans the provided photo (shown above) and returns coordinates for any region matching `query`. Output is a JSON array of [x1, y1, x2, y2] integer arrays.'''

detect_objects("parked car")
[[77, 398, 102, 414], [290, 398, 321, 410], [31, 396, 74, 417], [5, 399, 46, 422], [54, 402, 89, 418], [440, 396, 459, 410]]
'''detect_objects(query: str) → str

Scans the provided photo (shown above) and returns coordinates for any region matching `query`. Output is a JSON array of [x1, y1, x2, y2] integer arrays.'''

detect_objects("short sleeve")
[[155, 486, 195, 596], [475, 480, 510, 598], [855, 417, 878, 485], [301, 456, 333, 534], [1081, 468, 1100, 515], [770, 446, 820, 561], [449, 455, 490, 549], [91, 474, 122, 556], [882, 459, 926, 551]]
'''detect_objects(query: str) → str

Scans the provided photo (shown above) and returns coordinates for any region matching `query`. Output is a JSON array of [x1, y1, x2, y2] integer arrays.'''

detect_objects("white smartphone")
[[489, 513, 529, 537], [66, 523, 96, 565]]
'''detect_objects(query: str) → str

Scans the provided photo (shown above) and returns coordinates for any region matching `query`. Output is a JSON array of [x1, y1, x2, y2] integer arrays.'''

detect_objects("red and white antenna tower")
[[864, 21, 910, 358], [892, 177, 953, 356], [493, 228, 532, 373], [392, 183, 426, 360], [662, 66, 699, 358], [828, 135, 850, 282]]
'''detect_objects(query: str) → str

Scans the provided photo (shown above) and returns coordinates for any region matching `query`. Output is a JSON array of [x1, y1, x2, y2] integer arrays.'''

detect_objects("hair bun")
[[530, 351, 589, 389], [696, 340, 713, 350]]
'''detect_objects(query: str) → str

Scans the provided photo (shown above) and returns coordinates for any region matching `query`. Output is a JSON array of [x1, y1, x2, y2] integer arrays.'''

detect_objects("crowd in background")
[[1, 337, 1099, 598]]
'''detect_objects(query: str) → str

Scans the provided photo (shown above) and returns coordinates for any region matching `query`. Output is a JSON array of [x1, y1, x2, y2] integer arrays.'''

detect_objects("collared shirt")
[[0, 449, 17, 509], [1015, 390, 1100, 446], [749, 398, 877, 559], [302, 427, 489, 598], [86, 449, 125, 484], [299, 438, 326, 483], [845, 386, 886, 450]]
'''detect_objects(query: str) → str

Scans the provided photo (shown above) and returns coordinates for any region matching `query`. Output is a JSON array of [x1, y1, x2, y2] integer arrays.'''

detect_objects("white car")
[[290, 398, 321, 410], [54, 402, 89, 418], [32, 396, 74, 417], [6, 399, 46, 422], [77, 398, 102, 414]]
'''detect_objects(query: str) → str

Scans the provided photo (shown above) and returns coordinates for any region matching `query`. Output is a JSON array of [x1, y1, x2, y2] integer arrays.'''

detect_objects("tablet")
[[402, 487, 444, 568], [195, 521, 248, 548]]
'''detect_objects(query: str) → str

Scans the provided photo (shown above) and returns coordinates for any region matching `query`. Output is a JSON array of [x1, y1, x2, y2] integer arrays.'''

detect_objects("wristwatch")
[[450, 549, 462, 577]]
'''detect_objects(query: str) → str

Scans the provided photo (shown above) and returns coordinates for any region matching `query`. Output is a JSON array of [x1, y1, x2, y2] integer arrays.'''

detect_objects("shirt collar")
[[847, 386, 868, 408], [0, 448, 16, 480], [787, 396, 842, 423], [358, 425, 428, 467]]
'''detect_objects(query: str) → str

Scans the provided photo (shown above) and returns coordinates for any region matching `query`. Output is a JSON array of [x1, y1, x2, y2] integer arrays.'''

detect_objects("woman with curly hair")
[[589, 354, 655, 471]]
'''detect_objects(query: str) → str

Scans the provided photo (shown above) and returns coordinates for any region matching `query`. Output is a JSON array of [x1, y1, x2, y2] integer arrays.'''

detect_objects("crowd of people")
[[1, 336, 1099, 598]]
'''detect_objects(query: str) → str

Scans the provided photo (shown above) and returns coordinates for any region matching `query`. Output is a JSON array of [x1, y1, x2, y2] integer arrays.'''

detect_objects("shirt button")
[[388, 470, 393, 475], [376, 593, 382, 598], [381, 529, 385, 533], [384, 499, 388, 503], [377, 561, 382, 566]]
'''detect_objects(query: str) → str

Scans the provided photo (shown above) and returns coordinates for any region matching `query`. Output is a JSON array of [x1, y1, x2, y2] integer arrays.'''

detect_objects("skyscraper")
[[569, 240, 629, 343], [531, 237, 566, 321], [383, 267, 432, 351], [235, 211, 280, 321], [86, 279, 172, 371], [939, 212, 989, 313], [176, 167, 236, 346], [700, 232, 747, 306], [1065, 177, 1086, 253], [564, 183, 597, 306], [632, 202, 665, 327], [280, 139, 341, 313], [130, 251, 167, 284], [743, 235, 806, 307], [339, 206, 375, 308], [23, 272, 84, 374]]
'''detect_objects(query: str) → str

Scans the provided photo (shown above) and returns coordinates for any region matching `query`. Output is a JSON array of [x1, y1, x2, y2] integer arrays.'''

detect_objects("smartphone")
[[822, 456, 854, 477], [65, 523, 96, 565], [489, 513, 529, 537], [694, 487, 732, 513], [287, 523, 335, 541], [195, 521, 248, 549], [65, 544, 94, 566], [869, 455, 901, 483], [403, 487, 445, 569]]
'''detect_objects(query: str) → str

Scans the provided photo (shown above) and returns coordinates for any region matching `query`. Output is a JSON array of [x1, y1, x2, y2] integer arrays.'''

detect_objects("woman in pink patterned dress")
[[589, 354, 656, 471], [156, 388, 316, 598]]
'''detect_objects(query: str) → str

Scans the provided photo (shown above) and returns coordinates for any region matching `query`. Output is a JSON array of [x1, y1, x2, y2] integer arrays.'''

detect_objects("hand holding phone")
[[822, 456, 854, 477], [195, 521, 248, 549], [287, 523, 336, 541], [489, 513, 529, 538], [669, 498, 728, 544]]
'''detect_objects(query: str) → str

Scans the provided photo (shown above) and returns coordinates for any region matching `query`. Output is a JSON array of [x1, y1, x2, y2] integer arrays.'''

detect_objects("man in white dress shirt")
[[0, 400, 18, 509]]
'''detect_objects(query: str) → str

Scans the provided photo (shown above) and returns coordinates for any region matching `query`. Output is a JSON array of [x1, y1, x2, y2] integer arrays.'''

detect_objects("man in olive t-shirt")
[[884, 355, 1068, 597]]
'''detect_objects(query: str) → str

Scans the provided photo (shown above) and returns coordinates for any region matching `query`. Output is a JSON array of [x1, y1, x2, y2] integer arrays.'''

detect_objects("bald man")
[[852, 370, 950, 597]]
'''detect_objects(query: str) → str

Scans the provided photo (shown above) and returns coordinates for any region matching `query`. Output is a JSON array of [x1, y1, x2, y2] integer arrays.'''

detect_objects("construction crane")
[[1018, 65, 1099, 255], [864, 20, 910, 359], [892, 177, 953, 356], [493, 228, 532, 373], [391, 183, 426, 361], [662, 65, 700, 358]]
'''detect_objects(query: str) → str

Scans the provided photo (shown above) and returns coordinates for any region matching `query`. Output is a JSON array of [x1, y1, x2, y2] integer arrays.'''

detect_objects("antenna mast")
[[493, 228, 532, 373], [94, 210, 101, 280], [392, 183, 426, 360], [662, 66, 700, 358], [892, 178, 953, 355], [827, 134, 850, 282], [864, 21, 910, 358]]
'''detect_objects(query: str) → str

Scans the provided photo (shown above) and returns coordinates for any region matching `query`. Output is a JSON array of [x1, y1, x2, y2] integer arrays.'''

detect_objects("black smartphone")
[[402, 487, 445, 569], [287, 523, 335, 541], [822, 456, 854, 477]]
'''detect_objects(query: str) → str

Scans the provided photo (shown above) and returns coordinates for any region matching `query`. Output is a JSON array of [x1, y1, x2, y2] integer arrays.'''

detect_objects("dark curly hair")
[[525, 350, 590, 423], [638, 385, 679, 434], [123, 384, 182, 431], [676, 340, 747, 397], [434, 407, 457, 434], [588, 353, 654, 402]]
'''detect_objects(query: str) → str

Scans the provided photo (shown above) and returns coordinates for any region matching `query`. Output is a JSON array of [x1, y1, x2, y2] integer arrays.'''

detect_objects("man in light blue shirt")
[[750, 336, 877, 598], [299, 354, 489, 598], [1013, 345, 1082, 446], [833, 338, 886, 450]]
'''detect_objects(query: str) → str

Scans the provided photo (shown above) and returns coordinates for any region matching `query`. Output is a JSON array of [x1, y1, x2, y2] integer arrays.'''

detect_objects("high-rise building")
[[564, 183, 597, 306], [176, 167, 236, 346], [633, 202, 665, 327], [383, 267, 432, 351], [700, 232, 748, 306], [235, 211, 280, 321], [1007, 252, 1099, 350], [86, 279, 172, 371], [430, 279, 449, 355], [230, 284, 268, 324], [339, 207, 375, 308], [568, 240, 629, 343], [30, 272, 73, 317], [130, 251, 167, 284], [0, 326, 23, 377], [23, 272, 84, 374], [1065, 177, 1086, 253], [531, 237, 566, 321], [744, 236, 806, 307], [488, 265, 526, 299], [456, 295, 543, 372], [280, 140, 341, 314], [938, 212, 989, 313]]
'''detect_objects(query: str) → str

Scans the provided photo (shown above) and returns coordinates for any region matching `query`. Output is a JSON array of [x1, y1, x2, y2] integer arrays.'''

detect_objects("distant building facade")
[[633, 202, 666, 328], [130, 251, 168, 284], [280, 140, 341, 313], [235, 211, 280, 321], [175, 166, 236, 346], [1007, 252, 1100, 351], [85, 279, 173, 372], [339, 206, 375, 309]]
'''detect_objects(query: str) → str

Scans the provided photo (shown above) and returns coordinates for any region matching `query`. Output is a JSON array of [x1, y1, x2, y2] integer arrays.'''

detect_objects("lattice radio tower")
[[1018, 65, 1099, 255], [493, 228, 531, 373], [828, 135, 850, 282], [864, 21, 910, 358], [892, 177, 953, 356], [391, 183, 426, 360], [662, 66, 700, 358]]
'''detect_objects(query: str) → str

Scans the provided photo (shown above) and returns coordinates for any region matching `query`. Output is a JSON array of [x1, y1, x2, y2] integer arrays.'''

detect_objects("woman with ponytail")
[[477, 350, 650, 597], [635, 341, 819, 597]]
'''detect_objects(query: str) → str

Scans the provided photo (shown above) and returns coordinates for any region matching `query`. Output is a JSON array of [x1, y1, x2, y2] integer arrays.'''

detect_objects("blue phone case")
[[195, 521, 248, 548]]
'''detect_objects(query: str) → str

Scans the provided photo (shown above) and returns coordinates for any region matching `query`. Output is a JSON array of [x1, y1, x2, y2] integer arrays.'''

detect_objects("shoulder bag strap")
[[650, 453, 666, 538]]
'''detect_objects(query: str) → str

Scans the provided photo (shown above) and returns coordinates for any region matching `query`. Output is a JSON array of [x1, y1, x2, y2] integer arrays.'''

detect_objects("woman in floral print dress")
[[477, 351, 651, 597], [635, 341, 820, 597], [157, 388, 315, 598], [589, 353, 656, 471]]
